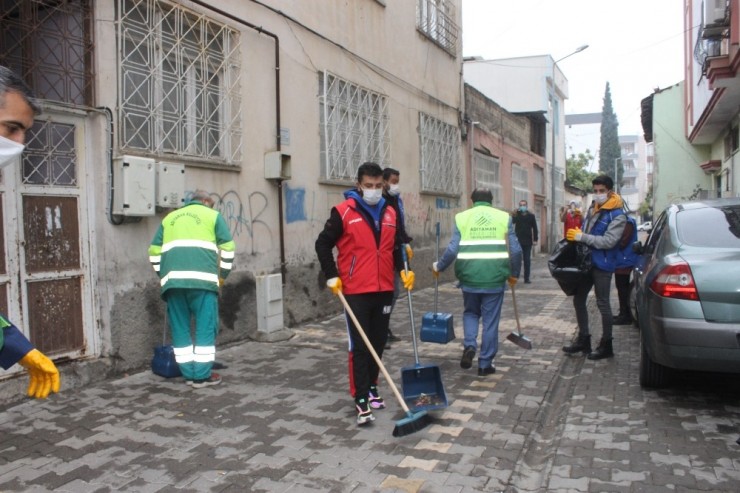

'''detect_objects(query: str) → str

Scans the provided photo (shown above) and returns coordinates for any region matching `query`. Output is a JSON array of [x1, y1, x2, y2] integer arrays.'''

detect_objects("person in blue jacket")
[[563, 175, 626, 360], [0, 65, 61, 398]]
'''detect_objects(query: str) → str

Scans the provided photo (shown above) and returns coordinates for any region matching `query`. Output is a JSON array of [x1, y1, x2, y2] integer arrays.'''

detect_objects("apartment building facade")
[[0, 0, 464, 395]]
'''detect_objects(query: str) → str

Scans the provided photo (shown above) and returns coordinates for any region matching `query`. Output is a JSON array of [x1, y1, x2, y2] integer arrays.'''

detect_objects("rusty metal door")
[[1, 112, 95, 367]]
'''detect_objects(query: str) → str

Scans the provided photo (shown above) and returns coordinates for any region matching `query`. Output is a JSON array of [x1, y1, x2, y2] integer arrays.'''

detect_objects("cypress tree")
[[598, 82, 622, 185]]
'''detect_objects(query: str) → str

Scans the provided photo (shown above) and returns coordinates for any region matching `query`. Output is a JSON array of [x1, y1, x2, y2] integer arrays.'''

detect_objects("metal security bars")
[[0, 0, 94, 106], [419, 113, 461, 195], [416, 0, 459, 56], [473, 152, 502, 207], [319, 71, 390, 181], [23, 120, 77, 186], [118, 0, 242, 164]]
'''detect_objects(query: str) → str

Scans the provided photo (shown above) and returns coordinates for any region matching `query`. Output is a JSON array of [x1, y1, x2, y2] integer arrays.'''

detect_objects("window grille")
[[118, 0, 242, 164], [23, 120, 77, 186], [512, 163, 529, 207], [0, 0, 94, 106], [319, 71, 390, 181], [416, 0, 459, 55], [473, 152, 502, 207], [419, 113, 461, 195], [533, 165, 544, 195]]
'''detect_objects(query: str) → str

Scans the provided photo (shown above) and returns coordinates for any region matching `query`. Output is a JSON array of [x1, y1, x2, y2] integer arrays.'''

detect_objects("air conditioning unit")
[[704, 0, 727, 26]]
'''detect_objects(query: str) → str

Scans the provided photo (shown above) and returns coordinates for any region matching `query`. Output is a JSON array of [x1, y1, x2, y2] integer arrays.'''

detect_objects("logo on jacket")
[[349, 218, 363, 225]]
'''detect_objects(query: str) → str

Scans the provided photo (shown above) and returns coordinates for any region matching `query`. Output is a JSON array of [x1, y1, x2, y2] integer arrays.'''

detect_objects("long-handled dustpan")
[[336, 291, 431, 437], [400, 247, 448, 412], [506, 283, 533, 350], [420, 222, 455, 344]]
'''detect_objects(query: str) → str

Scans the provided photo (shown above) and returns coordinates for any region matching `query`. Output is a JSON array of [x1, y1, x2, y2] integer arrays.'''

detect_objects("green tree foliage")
[[639, 184, 653, 221], [598, 82, 622, 186], [566, 149, 598, 191]]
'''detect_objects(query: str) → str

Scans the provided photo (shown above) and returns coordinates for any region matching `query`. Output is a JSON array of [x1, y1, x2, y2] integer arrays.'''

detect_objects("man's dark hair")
[[357, 162, 383, 182], [592, 174, 614, 190], [382, 167, 400, 181], [0, 65, 42, 115], [471, 188, 493, 203], [519, 199, 528, 206]]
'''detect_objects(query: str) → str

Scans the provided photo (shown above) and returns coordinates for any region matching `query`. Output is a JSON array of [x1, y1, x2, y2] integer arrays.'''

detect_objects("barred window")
[[419, 113, 461, 195], [319, 71, 390, 181], [473, 152, 502, 207], [512, 163, 529, 207], [0, 0, 94, 106], [416, 0, 459, 55], [118, 0, 242, 164]]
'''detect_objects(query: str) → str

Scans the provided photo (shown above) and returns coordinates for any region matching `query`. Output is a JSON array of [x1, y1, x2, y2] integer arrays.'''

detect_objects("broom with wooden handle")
[[336, 291, 431, 437]]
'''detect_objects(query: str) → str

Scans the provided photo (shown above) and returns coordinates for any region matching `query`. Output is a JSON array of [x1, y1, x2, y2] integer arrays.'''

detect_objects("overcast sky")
[[462, 0, 687, 137]]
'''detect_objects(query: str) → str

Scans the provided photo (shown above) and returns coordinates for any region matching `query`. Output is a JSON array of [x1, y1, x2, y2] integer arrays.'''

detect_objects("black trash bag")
[[548, 239, 592, 296]]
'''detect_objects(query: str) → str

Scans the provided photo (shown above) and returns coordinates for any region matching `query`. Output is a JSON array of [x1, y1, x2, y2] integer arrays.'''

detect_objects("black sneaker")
[[460, 346, 476, 369], [478, 366, 496, 376], [368, 385, 386, 410], [388, 332, 401, 342], [355, 397, 375, 425], [191, 372, 222, 388]]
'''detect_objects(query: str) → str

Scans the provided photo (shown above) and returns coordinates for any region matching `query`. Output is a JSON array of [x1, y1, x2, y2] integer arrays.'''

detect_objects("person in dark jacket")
[[382, 167, 413, 346], [563, 175, 627, 360], [613, 213, 638, 325], [315, 162, 415, 426], [512, 199, 538, 283]]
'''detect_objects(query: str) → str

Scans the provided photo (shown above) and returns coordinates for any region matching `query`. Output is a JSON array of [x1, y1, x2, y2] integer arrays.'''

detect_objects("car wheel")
[[639, 333, 671, 388], [628, 279, 637, 327]]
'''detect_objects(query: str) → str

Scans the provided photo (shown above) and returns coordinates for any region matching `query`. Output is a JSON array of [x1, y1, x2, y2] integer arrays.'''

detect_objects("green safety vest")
[[454, 202, 511, 289]]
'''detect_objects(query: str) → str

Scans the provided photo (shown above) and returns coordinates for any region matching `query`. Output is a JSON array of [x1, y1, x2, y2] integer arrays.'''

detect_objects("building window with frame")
[[533, 165, 545, 195], [118, 0, 242, 165], [473, 152, 502, 207], [419, 113, 461, 195], [319, 71, 390, 182], [512, 163, 529, 208], [416, 0, 459, 55]]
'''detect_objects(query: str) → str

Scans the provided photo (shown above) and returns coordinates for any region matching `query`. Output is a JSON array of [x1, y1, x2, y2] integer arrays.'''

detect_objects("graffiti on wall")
[[185, 190, 274, 254]]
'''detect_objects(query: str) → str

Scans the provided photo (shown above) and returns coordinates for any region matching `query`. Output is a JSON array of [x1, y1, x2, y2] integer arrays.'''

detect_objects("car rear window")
[[677, 205, 740, 247]]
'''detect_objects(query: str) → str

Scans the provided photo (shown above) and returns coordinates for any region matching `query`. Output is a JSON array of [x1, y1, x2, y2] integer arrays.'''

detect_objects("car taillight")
[[650, 263, 699, 301]]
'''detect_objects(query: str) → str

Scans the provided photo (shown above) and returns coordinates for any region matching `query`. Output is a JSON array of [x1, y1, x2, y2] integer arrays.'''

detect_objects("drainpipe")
[[188, 0, 286, 282]]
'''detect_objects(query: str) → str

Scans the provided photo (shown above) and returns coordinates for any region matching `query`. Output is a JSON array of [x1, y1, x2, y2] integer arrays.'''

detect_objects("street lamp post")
[[549, 44, 589, 252]]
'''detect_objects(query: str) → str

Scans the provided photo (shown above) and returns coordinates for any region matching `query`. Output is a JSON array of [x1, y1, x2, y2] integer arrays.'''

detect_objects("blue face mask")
[[519, 206, 527, 212]]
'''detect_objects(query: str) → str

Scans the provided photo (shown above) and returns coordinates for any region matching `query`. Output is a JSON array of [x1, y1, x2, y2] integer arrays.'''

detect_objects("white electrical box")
[[156, 162, 185, 209], [112, 156, 156, 216], [256, 274, 284, 333], [264, 151, 291, 180]]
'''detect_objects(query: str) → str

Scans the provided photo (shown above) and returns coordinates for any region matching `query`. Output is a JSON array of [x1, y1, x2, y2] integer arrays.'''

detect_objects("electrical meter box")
[[112, 156, 156, 216], [264, 151, 291, 180], [156, 162, 185, 209]]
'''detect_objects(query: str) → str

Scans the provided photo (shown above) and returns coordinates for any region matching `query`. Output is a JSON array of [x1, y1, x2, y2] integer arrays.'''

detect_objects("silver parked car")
[[631, 198, 740, 388]]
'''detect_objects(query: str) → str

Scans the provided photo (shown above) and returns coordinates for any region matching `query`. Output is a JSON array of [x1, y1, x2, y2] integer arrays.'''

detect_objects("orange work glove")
[[566, 228, 583, 242], [18, 349, 61, 399], [326, 277, 342, 295], [432, 262, 440, 279], [508, 276, 518, 287], [404, 244, 414, 261], [400, 270, 415, 290]]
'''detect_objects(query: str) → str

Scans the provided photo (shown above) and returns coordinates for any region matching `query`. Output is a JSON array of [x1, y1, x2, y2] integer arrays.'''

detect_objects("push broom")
[[337, 291, 431, 437], [505, 282, 533, 350]]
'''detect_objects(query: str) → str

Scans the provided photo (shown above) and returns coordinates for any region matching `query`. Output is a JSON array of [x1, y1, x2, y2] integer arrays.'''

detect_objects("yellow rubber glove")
[[405, 244, 414, 261], [18, 349, 60, 399], [508, 276, 518, 287], [432, 262, 440, 279], [326, 277, 342, 295], [400, 270, 415, 290], [566, 228, 583, 242], [218, 278, 225, 288]]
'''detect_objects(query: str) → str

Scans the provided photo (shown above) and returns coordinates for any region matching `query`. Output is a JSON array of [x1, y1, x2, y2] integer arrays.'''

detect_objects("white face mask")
[[388, 184, 401, 197], [593, 193, 608, 205], [362, 188, 383, 206], [0, 134, 25, 169]]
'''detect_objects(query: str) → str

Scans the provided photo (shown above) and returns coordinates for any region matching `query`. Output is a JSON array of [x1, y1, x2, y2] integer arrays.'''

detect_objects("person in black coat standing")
[[511, 199, 538, 283]]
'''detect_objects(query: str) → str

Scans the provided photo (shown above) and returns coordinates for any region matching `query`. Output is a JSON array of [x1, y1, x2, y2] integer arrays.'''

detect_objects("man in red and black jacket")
[[315, 162, 415, 426]]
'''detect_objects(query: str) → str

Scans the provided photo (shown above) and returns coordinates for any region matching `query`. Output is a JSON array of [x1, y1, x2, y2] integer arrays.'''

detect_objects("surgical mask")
[[362, 188, 383, 206], [518, 206, 527, 212], [388, 184, 401, 197], [0, 134, 24, 169], [594, 193, 608, 205]]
